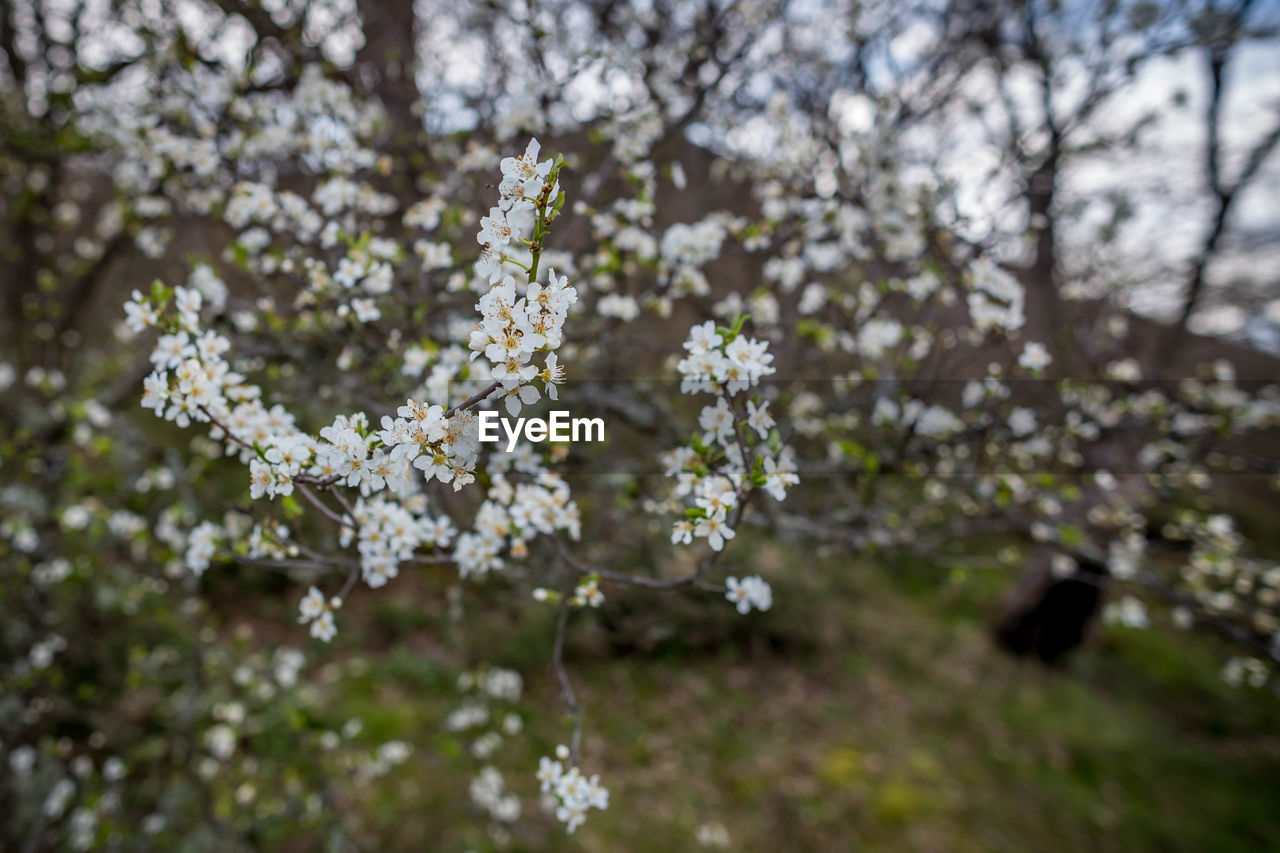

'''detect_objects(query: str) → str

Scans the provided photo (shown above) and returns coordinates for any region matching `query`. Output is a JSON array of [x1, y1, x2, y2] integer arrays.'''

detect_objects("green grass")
[[259, 540, 1280, 851]]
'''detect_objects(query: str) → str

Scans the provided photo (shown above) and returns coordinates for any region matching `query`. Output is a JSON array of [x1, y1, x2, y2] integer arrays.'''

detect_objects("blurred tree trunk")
[[358, 0, 417, 123], [1020, 145, 1065, 354], [355, 0, 425, 185], [993, 547, 1105, 664], [991, 436, 1150, 661]]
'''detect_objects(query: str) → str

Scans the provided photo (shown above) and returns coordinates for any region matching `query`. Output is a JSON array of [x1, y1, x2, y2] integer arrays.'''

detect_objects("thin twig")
[[444, 380, 502, 418], [296, 483, 350, 526], [551, 588, 583, 765], [337, 564, 362, 600]]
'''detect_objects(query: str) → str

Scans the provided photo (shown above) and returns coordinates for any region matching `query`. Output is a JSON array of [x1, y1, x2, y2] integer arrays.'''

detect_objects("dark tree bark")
[[355, 0, 420, 147], [994, 547, 1105, 664]]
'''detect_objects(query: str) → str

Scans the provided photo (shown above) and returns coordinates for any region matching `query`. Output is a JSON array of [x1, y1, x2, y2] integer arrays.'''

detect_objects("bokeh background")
[[3, 0, 1280, 850]]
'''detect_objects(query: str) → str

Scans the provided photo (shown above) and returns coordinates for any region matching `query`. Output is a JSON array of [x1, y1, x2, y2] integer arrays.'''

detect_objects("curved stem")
[[551, 588, 583, 764]]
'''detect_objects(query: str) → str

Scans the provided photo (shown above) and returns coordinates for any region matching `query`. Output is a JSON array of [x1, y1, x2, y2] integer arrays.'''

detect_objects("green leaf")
[[281, 495, 303, 520], [1059, 524, 1084, 548], [149, 279, 172, 306]]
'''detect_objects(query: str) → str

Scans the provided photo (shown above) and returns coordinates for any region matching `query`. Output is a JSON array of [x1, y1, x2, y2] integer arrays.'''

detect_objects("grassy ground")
[[256, 539, 1280, 851]]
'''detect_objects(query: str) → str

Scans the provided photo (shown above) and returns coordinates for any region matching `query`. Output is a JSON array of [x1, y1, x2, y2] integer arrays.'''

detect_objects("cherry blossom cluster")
[[297, 587, 339, 643], [658, 320, 798, 621], [454, 470, 581, 578], [131, 283, 475, 523], [185, 521, 223, 575], [966, 256, 1026, 332], [468, 271, 576, 415], [125, 143, 581, 653], [536, 745, 611, 833], [659, 216, 737, 295], [725, 575, 774, 614], [128, 289, 339, 510], [474, 139, 557, 283], [470, 766, 522, 824], [372, 401, 483, 492], [439, 667, 536, 837], [468, 141, 576, 417], [676, 319, 776, 396], [339, 497, 456, 588], [100, 63, 387, 282]]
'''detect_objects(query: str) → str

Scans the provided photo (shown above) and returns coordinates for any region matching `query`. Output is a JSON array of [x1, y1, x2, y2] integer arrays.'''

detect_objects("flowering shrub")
[[120, 136, 804, 834], [116, 121, 1280, 836], [4, 0, 1280, 847]]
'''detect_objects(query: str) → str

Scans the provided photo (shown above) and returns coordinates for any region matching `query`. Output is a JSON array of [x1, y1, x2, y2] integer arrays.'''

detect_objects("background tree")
[[3, 1, 1280, 849]]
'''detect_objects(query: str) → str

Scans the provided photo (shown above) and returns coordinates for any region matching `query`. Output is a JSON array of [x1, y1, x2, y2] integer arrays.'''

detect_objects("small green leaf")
[[281, 495, 303, 519]]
